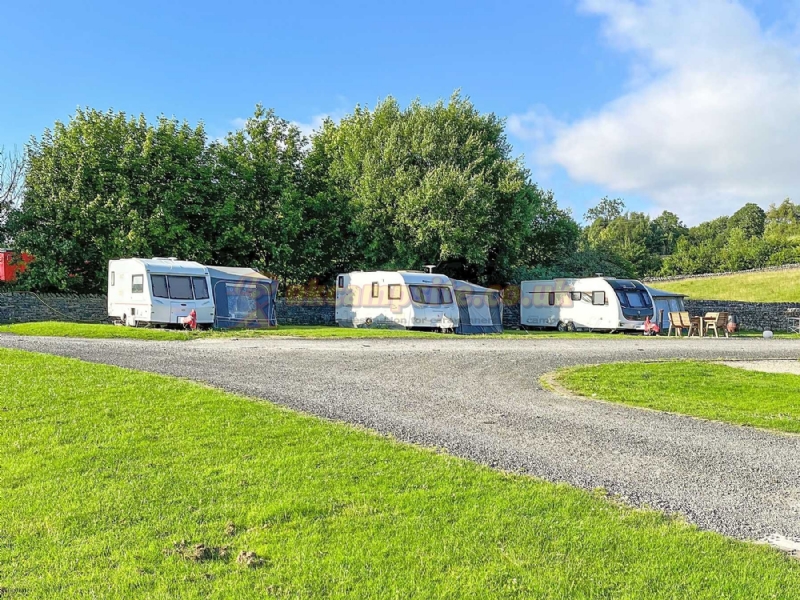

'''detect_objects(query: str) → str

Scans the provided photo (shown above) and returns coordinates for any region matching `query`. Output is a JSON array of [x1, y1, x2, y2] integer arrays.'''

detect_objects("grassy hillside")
[[656, 269, 800, 302], [2, 349, 799, 598]]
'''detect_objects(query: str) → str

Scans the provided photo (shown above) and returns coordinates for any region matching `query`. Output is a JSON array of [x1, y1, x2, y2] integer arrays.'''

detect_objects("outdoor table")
[[691, 316, 703, 337]]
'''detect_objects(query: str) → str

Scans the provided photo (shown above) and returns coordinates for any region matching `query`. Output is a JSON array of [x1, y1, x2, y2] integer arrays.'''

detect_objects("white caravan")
[[335, 270, 504, 334], [108, 258, 214, 327], [520, 277, 655, 332], [336, 271, 460, 331]]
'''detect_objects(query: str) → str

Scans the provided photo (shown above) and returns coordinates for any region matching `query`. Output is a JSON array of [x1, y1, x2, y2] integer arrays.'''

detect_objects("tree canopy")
[[9, 96, 579, 291], [305, 93, 551, 282], [7, 97, 800, 293]]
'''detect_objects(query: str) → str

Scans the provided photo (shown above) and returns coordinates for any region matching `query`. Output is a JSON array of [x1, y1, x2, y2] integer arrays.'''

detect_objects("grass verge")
[[0, 321, 793, 341], [656, 268, 800, 302], [0, 321, 194, 340], [1, 350, 799, 598], [554, 361, 800, 433], [0, 321, 613, 340]]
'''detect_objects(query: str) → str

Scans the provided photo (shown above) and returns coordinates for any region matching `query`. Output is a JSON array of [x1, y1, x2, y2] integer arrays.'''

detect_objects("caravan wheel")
[[557, 321, 567, 332], [566, 322, 577, 333]]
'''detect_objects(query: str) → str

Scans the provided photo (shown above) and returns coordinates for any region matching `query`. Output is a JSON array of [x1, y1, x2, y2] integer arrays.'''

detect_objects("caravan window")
[[388, 284, 401, 300], [615, 290, 652, 308], [371, 282, 379, 298], [592, 291, 606, 306], [151, 275, 169, 298], [167, 276, 193, 300], [549, 292, 571, 306], [109, 272, 115, 286], [571, 291, 581, 301], [337, 276, 344, 289], [625, 291, 646, 308], [132, 275, 144, 294], [192, 277, 209, 300], [409, 285, 453, 305]]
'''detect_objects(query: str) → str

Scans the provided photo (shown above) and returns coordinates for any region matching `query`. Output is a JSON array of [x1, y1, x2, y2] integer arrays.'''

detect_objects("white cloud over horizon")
[[290, 112, 342, 140], [511, 0, 800, 224], [225, 99, 349, 145]]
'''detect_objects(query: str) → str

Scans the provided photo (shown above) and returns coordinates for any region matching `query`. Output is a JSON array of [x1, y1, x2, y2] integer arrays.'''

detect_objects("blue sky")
[[3, 0, 799, 224]]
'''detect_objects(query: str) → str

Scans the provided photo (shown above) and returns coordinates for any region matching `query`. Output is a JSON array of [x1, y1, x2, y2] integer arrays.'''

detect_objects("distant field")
[[656, 269, 800, 302], [3, 349, 799, 598]]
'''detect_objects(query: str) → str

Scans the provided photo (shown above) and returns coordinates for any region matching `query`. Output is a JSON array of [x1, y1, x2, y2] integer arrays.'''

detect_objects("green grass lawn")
[[554, 361, 800, 433], [1, 350, 799, 598], [0, 321, 195, 340], [0, 321, 613, 340], [656, 268, 800, 302], [220, 325, 610, 340]]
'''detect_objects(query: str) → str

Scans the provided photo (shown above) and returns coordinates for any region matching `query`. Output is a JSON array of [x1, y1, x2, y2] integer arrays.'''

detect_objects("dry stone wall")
[[0, 293, 108, 324], [683, 300, 800, 332], [0, 290, 796, 332]]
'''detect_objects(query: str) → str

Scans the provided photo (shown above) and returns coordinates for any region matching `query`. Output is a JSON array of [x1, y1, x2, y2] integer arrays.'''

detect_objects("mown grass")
[[0, 321, 612, 340], [0, 321, 194, 340], [0, 320, 790, 341], [656, 268, 800, 302], [1, 350, 799, 598], [217, 325, 610, 339], [555, 361, 800, 433]]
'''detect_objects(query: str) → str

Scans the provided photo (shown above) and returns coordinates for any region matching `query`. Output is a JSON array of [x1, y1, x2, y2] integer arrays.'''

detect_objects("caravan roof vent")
[[423, 265, 437, 274]]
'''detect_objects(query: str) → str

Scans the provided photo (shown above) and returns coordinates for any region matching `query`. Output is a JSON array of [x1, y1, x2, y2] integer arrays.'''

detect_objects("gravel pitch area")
[[3, 333, 800, 545], [720, 359, 800, 375]]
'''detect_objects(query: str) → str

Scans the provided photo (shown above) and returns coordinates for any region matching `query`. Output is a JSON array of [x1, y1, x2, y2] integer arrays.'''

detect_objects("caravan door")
[[152, 274, 215, 324], [408, 285, 459, 329]]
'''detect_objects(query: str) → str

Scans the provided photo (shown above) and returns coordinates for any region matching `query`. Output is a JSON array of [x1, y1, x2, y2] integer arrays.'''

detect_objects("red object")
[[643, 316, 660, 335], [0, 250, 33, 282], [181, 309, 198, 330]]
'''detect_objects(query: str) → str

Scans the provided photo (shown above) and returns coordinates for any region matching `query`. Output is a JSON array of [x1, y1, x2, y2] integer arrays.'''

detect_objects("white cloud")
[[230, 117, 248, 130], [291, 97, 350, 141], [223, 106, 347, 147], [513, 0, 800, 223], [290, 113, 334, 140]]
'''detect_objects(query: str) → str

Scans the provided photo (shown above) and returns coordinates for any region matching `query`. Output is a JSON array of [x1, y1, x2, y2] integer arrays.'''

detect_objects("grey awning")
[[645, 285, 687, 298]]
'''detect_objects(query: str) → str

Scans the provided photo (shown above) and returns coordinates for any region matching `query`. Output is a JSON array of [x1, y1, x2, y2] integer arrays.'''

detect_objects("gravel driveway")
[[3, 333, 800, 545]]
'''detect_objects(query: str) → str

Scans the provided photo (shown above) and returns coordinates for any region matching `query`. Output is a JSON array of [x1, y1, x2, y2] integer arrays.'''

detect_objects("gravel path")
[[3, 334, 800, 545], [720, 359, 800, 375]]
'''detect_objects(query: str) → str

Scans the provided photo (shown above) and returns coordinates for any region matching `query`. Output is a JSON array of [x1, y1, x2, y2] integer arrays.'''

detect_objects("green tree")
[[689, 215, 729, 244], [10, 108, 216, 292], [729, 203, 766, 238], [306, 92, 550, 282], [211, 105, 348, 284], [584, 197, 625, 226], [649, 211, 687, 256], [523, 189, 580, 267], [583, 198, 660, 277], [719, 228, 772, 271], [765, 199, 800, 239], [661, 237, 723, 275]]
